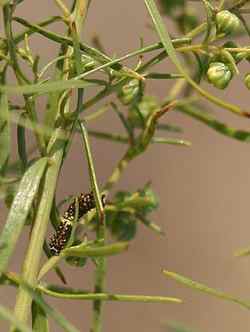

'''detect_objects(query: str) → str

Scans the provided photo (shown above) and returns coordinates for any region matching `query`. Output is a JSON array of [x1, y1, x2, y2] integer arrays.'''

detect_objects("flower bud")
[[244, 73, 250, 90], [216, 10, 240, 35], [207, 62, 232, 89], [118, 79, 140, 105]]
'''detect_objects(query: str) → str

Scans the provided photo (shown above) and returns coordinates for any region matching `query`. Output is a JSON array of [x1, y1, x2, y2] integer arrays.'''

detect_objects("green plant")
[[1, 0, 250, 331]]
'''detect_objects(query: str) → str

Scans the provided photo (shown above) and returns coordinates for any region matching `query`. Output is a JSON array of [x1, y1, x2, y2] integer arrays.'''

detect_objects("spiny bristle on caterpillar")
[[49, 192, 106, 256]]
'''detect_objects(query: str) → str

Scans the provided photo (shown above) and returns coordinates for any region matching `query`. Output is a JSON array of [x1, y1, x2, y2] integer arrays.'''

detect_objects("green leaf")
[[17, 113, 28, 171], [178, 104, 250, 142], [0, 305, 32, 332], [0, 92, 10, 173], [152, 137, 191, 146], [0, 79, 92, 96], [0, 157, 48, 274], [62, 242, 129, 258], [32, 301, 49, 332], [107, 212, 137, 241], [163, 270, 250, 310]]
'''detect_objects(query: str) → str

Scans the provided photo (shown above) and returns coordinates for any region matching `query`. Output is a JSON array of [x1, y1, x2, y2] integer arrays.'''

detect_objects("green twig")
[[79, 121, 106, 332]]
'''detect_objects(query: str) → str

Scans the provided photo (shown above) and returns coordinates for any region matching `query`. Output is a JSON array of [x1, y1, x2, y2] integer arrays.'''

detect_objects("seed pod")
[[244, 74, 250, 90], [118, 79, 140, 105], [207, 62, 232, 89], [216, 10, 240, 35]]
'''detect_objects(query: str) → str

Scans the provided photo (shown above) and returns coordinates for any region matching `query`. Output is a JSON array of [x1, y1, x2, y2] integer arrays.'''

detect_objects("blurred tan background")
[[1, 0, 250, 331]]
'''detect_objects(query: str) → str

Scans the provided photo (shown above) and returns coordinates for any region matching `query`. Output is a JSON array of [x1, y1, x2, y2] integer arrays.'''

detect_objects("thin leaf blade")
[[0, 305, 32, 332], [163, 270, 250, 310], [62, 242, 129, 258], [32, 301, 49, 332], [0, 92, 10, 172], [0, 157, 48, 274]]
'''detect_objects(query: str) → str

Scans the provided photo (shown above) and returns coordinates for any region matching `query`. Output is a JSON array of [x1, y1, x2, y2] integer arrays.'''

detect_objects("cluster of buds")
[[205, 10, 250, 90]]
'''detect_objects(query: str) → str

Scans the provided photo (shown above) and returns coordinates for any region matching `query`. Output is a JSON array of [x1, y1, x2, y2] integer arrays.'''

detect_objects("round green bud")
[[207, 62, 232, 89], [244, 73, 250, 90], [216, 10, 241, 35], [118, 79, 140, 105]]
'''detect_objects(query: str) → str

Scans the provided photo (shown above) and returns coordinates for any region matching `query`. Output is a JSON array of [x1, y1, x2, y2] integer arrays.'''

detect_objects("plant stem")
[[12, 149, 63, 330], [12, 0, 91, 328], [79, 121, 106, 332], [40, 287, 182, 304]]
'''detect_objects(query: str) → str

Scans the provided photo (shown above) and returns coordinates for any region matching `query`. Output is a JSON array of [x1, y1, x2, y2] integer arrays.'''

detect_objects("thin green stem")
[[39, 286, 182, 304], [3, 4, 46, 154], [3, 5, 30, 84], [79, 121, 106, 332], [14, 16, 61, 44]]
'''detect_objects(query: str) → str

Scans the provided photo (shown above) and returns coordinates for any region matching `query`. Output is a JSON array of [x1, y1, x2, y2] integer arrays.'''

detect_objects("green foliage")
[[105, 185, 159, 241], [1, 0, 250, 331]]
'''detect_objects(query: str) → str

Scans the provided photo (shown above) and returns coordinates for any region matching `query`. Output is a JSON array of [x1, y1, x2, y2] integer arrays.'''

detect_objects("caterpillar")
[[49, 192, 106, 256], [49, 220, 72, 256]]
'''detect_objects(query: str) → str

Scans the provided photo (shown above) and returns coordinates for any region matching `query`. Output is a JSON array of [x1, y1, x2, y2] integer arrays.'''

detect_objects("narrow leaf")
[[178, 104, 250, 142], [32, 301, 49, 332], [62, 242, 129, 258], [0, 79, 92, 96], [39, 284, 182, 304], [0, 305, 32, 332], [0, 92, 10, 172], [163, 270, 250, 310], [17, 113, 28, 170], [152, 137, 191, 146], [0, 157, 48, 274]]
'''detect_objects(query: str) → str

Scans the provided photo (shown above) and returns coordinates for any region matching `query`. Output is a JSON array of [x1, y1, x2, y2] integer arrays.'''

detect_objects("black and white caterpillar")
[[49, 192, 106, 256]]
